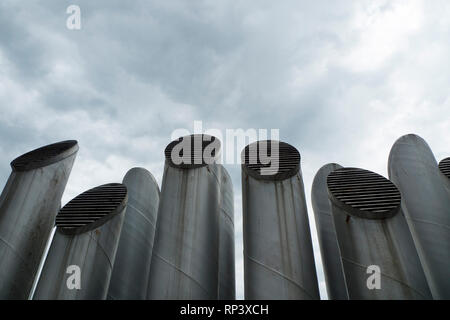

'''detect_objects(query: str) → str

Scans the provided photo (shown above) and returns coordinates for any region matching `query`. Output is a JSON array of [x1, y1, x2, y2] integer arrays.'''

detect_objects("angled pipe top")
[[241, 140, 300, 181], [327, 167, 401, 219], [123, 167, 160, 197], [438, 158, 450, 180], [10, 140, 79, 172], [388, 134, 438, 176], [164, 134, 220, 169], [55, 183, 128, 235], [312, 163, 343, 208]]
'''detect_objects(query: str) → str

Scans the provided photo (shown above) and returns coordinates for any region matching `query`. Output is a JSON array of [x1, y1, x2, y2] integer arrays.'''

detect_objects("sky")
[[1, 0, 450, 299]]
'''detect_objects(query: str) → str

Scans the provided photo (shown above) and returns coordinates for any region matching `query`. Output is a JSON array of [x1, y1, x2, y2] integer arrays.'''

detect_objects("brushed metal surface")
[[311, 163, 348, 300], [0, 141, 78, 299], [388, 134, 450, 299]]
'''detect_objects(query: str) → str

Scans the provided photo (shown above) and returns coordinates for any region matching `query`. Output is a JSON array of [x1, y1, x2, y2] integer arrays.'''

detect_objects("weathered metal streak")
[[107, 168, 160, 300], [147, 163, 221, 299], [0, 142, 78, 299], [242, 168, 320, 300], [311, 163, 348, 300], [218, 165, 235, 300], [388, 134, 450, 299], [328, 167, 432, 300]]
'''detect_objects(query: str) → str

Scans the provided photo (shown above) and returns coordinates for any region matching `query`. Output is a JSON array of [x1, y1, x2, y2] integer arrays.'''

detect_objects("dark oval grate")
[[164, 134, 220, 169], [56, 183, 127, 235], [438, 157, 450, 180], [327, 167, 401, 219], [11, 140, 78, 172], [241, 140, 300, 181]]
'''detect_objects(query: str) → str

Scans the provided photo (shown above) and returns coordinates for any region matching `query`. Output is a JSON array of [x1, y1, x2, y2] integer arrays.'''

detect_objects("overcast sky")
[[1, 0, 450, 299]]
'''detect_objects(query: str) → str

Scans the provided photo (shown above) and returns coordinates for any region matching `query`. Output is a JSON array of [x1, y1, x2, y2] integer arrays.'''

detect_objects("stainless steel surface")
[[242, 141, 320, 300], [107, 168, 160, 300], [218, 165, 235, 300], [328, 167, 432, 300], [311, 163, 348, 300], [147, 135, 221, 299], [33, 183, 127, 300], [0, 140, 78, 299], [388, 134, 450, 299]]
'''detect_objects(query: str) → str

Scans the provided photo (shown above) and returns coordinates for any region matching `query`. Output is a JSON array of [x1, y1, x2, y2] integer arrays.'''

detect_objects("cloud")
[[1, 0, 450, 299]]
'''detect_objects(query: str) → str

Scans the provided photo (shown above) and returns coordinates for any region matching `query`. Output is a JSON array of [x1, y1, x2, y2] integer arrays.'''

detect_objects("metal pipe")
[[0, 140, 78, 299], [327, 167, 432, 299], [33, 183, 127, 299], [218, 164, 235, 300], [147, 134, 221, 299], [242, 140, 320, 300], [311, 163, 348, 300], [107, 168, 160, 300], [388, 134, 450, 299]]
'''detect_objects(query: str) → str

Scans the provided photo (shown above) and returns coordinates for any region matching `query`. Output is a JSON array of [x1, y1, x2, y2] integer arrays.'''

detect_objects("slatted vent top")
[[242, 140, 300, 181], [56, 183, 127, 235], [439, 157, 450, 180], [327, 168, 401, 219], [165, 134, 220, 169], [11, 140, 78, 172]]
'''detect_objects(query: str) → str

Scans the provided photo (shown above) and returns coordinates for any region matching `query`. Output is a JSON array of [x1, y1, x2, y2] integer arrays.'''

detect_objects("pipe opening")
[[438, 157, 450, 180], [55, 183, 127, 235], [11, 140, 78, 172], [164, 134, 220, 169], [327, 167, 401, 219], [241, 140, 300, 181]]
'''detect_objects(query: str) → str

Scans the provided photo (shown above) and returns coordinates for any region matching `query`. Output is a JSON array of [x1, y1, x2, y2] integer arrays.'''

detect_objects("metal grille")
[[242, 140, 300, 181], [11, 140, 78, 172], [56, 183, 127, 234], [327, 168, 401, 219], [439, 157, 450, 179], [164, 134, 219, 169]]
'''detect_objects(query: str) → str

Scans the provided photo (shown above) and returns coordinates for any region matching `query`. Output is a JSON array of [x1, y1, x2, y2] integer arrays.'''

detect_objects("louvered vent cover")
[[327, 168, 401, 219], [242, 140, 300, 181], [11, 140, 78, 172], [56, 183, 127, 235], [439, 158, 450, 180], [165, 134, 220, 169]]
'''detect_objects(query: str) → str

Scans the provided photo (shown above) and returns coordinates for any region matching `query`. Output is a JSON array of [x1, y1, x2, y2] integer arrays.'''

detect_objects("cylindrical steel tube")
[[218, 164, 235, 300], [328, 167, 432, 299], [33, 183, 127, 300], [311, 163, 348, 300], [388, 134, 450, 299], [242, 140, 320, 300], [0, 140, 78, 299], [107, 168, 160, 300], [147, 134, 221, 299]]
